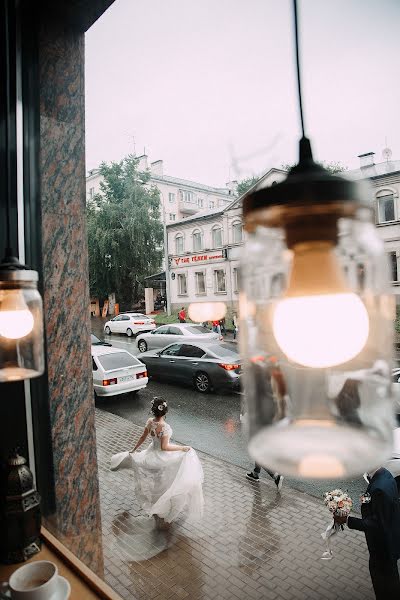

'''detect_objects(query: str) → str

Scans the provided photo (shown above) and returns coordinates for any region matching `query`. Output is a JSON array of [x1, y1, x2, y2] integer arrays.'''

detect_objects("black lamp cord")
[[293, 0, 305, 138], [293, 0, 313, 164], [3, 0, 13, 259]]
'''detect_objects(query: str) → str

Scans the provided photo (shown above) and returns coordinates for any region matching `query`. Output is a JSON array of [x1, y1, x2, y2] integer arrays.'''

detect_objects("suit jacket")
[[348, 468, 400, 561]]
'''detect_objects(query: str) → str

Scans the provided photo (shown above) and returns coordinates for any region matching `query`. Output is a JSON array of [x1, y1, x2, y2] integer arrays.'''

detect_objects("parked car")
[[139, 341, 241, 393], [104, 313, 156, 337], [136, 323, 220, 353], [92, 345, 148, 397], [91, 333, 112, 347]]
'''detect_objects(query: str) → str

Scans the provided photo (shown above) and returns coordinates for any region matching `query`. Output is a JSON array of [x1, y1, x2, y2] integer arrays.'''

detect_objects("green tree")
[[87, 156, 163, 308], [237, 175, 260, 196], [281, 160, 347, 174]]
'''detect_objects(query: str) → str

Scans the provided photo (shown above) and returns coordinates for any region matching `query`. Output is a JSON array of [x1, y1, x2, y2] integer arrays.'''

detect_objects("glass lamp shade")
[[0, 269, 45, 382], [240, 185, 395, 479], [188, 302, 226, 323]]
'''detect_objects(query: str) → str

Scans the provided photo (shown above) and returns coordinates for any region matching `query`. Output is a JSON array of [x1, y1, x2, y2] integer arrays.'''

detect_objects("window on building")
[[233, 267, 239, 293], [175, 234, 184, 254], [271, 273, 285, 297], [193, 230, 202, 251], [177, 273, 187, 295], [388, 252, 398, 282], [377, 194, 395, 223], [184, 191, 194, 203], [214, 269, 226, 293], [195, 271, 206, 295], [89, 187, 94, 198], [357, 263, 365, 290], [169, 192, 175, 203], [169, 213, 176, 221], [209, 200, 215, 209], [197, 198, 204, 208], [232, 222, 243, 244], [212, 226, 222, 248]]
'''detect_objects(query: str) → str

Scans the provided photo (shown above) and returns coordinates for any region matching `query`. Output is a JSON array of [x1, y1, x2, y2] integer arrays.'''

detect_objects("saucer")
[[51, 576, 71, 600]]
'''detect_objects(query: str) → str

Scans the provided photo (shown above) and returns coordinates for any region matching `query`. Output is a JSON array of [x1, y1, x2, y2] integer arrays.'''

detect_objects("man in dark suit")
[[335, 467, 400, 599]]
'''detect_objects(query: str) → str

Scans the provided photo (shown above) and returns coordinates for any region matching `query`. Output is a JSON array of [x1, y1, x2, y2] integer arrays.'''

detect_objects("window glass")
[[175, 235, 184, 254], [186, 326, 210, 334], [195, 271, 206, 294], [233, 268, 239, 293], [193, 231, 202, 251], [155, 326, 169, 334], [169, 213, 176, 221], [212, 227, 222, 248], [179, 344, 205, 358], [209, 200, 215, 209], [112, 315, 121, 321], [184, 191, 194, 203], [197, 198, 204, 208], [388, 252, 398, 281], [178, 273, 187, 295], [122, 315, 130, 321], [378, 195, 395, 222], [161, 344, 182, 356], [232, 222, 242, 243], [97, 352, 141, 370], [206, 343, 240, 358], [92, 358, 98, 371], [214, 269, 226, 293], [168, 327, 182, 335], [91, 334, 102, 345], [169, 192, 175, 203]]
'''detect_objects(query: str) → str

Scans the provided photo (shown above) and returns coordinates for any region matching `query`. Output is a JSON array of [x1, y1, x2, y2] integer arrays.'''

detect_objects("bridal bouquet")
[[320, 489, 353, 560]]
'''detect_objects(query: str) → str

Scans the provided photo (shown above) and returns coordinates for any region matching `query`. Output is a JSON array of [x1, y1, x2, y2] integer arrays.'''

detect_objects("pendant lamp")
[[0, 3, 45, 382], [239, 0, 394, 478]]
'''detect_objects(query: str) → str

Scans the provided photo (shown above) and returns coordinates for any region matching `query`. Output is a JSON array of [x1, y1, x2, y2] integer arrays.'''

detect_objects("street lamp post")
[[160, 191, 172, 316]]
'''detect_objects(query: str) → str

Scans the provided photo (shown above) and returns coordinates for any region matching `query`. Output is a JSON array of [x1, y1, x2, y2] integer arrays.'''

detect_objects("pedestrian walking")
[[233, 313, 238, 340], [110, 397, 204, 529], [219, 318, 226, 335], [178, 306, 186, 323], [334, 467, 400, 599], [246, 464, 284, 490], [212, 320, 221, 336]]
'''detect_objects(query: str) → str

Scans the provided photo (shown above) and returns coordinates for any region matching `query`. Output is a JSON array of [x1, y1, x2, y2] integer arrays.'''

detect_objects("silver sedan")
[[136, 323, 220, 353]]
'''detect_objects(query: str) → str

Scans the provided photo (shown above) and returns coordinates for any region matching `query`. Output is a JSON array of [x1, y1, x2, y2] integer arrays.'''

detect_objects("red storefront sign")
[[172, 252, 224, 267]]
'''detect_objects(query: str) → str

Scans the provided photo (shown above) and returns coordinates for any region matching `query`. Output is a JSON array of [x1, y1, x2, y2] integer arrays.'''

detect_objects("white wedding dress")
[[110, 418, 204, 524]]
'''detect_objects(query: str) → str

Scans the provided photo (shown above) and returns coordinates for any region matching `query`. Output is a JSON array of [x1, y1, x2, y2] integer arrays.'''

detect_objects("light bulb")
[[272, 242, 369, 368], [188, 302, 226, 322], [0, 289, 34, 339]]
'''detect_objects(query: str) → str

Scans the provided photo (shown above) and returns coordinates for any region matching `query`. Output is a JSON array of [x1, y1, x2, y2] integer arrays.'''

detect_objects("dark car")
[[139, 341, 241, 393]]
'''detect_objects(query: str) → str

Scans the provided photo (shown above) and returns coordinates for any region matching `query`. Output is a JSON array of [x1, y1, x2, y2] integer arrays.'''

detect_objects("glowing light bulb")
[[0, 289, 34, 339], [188, 302, 226, 322], [272, 242, 369, 368]]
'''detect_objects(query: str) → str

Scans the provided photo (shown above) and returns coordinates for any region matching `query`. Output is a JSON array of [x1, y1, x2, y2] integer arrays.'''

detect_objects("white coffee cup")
[[6, 561, 58, 600]]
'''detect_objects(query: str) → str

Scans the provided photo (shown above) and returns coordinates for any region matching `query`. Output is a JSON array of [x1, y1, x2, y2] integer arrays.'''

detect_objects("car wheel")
[[194, 371, 211, 393], [138, 340, 148, 353], [126, 328, 133, 337], [105, 326, 111, 335]]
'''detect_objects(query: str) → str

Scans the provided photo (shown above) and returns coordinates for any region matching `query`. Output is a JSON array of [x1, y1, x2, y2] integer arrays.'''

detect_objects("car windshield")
[[97, 352, 142, 371], [186, 326, 211, 334], [91, 334, 103, 345], [206, 343, 240, 358]]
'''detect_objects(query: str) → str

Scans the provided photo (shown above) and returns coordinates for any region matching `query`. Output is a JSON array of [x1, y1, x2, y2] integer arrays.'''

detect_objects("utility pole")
[[160, 191, 171, 316]]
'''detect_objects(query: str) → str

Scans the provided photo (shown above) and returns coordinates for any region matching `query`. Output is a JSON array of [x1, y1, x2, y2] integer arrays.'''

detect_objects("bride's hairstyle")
[[151, 397, 168, 417]]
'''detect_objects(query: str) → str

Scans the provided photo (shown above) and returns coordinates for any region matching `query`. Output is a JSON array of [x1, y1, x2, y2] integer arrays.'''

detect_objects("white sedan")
[[136, 323, 220, 353], [92, 345, 148, 397], [104, 313, 156, 337]]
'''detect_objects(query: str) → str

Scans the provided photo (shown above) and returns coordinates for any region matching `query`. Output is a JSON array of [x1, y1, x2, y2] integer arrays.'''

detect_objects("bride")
[[111, 397, 204, 527]]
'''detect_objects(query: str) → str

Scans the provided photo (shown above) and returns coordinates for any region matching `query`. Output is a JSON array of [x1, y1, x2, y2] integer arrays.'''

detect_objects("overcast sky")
[[85, 0, 400, 186]]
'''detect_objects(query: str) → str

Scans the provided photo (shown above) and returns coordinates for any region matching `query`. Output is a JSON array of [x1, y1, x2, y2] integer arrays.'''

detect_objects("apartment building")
[[86, 155, 237, 223]]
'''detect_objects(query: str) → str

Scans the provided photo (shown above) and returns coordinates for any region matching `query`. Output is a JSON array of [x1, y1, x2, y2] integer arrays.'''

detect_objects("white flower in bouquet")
[[321, 488, 353, 560]]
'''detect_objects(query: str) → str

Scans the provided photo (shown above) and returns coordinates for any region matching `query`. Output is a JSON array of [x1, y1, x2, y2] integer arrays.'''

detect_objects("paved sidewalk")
[[96, 408, 374, 600]]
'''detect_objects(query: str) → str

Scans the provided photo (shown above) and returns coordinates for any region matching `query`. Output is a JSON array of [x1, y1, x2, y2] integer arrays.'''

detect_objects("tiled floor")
[[95, 408, 375, 600]]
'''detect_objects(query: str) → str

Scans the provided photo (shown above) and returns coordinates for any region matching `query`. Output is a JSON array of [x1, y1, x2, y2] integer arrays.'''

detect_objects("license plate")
[[119, 375, 134, 383]]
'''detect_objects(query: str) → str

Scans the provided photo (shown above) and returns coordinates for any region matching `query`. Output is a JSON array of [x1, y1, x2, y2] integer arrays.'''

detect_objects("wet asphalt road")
[[91, 317, 366, 510]]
